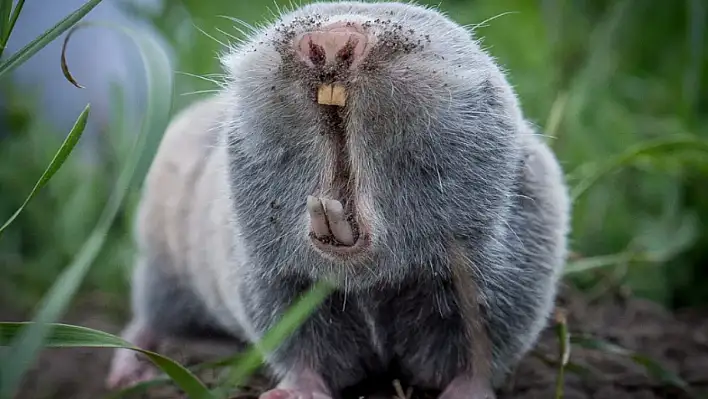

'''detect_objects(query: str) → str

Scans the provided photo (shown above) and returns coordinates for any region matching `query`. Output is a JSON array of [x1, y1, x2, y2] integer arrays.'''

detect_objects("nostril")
[[307, 37, 327, 66], [336, 37, 359, 67]]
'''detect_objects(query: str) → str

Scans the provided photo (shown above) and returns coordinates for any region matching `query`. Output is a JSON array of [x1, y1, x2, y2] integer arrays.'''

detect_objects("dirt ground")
[[4, 284, 708, 399]]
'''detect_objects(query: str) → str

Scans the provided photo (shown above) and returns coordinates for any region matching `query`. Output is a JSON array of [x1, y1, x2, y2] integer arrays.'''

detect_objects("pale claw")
[[438, 375, 496, 399], [262, 368, 332, 399], [105, 321, 159, 390], [106, 347, 158, 389], [259, 388, 332, 399]]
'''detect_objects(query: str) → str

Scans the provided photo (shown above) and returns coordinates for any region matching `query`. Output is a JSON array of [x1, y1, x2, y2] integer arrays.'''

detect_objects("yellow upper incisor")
[[317, 84, 347, 106]]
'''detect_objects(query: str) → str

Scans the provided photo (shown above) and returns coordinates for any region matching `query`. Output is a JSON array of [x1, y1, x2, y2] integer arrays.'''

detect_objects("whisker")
[[215, 27, 245, 44], [218, 15, 258, 34], [175, 71, 226, 87], [179, 89, 222, 97], [463, 11, 519, 31], [193, 23, 229, 48]]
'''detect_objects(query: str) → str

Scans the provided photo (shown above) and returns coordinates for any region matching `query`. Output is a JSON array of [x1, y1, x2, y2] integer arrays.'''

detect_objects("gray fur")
[[113, 0, 571, 396]]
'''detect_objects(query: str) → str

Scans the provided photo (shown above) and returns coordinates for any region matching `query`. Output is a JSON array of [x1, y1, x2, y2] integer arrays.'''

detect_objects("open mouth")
[[306, 87, 370, 258], [307, 197, 370, 257], [307, 195, 369, 256]]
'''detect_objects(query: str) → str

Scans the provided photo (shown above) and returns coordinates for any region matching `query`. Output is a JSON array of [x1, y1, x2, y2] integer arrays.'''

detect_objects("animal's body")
[[106, 2, 571, 399]]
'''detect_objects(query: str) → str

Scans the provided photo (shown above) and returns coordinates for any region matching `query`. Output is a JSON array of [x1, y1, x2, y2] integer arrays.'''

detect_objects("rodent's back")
[[134, 95, 236, 319], [135, 96, 222, 260], [117, 3, 571, 393]]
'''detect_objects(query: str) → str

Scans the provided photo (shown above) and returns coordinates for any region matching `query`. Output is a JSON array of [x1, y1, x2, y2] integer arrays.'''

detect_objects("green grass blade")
[[563, 251, 636, 275], [571, 334, 696, 398], [0, 0, 104, 79], [530, 350, 595, 379], [217, 281, 335, 392], [570, 136, 708, 201], [105, 349, 251, 398], [105, 377, 172, 399], [0, 322, 215, 399], [104, 353, 247, 398], [562, 0, 632, 117], [682, 0, 706, 113], [105, 282, 336, 398], [0, 227, 108, 398], [61, 23, 85, 88], [0, 104, 90, 237], [2, 0, 25, 49], [0, 0, 11, 48], [0, 20, 173, 399], [554, 310, 570, 399]]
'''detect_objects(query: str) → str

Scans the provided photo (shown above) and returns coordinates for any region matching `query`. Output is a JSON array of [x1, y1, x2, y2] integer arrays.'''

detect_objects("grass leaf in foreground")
[[61, 23, 85, 89], [104, 353, 246, 399], [0, 0, 12, 48], [530, 350, 595, 379], [216, 281, 335, 393], [0, 322, 215, 399], [0, 104, 90, 237], [569, 136, 708, 202], [563, 251, 636, 276], [0, 21, 173, 399], [571, 334, 696, 398], [0, 0, 103, 79], [554, 310, 570, 399], [114, 281, 337, 398], [2, 0, 26, 52]]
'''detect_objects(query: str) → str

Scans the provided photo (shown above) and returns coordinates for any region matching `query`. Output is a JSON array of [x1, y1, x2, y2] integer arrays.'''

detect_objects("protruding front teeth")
[[317, 84, 347, 107]]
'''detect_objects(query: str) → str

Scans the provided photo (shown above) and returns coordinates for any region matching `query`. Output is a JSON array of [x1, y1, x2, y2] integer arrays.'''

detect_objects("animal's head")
[[221, 1, 524, 289]]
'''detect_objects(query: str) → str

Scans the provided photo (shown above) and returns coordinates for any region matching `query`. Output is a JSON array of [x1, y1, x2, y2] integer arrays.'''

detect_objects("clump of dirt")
[[3, 285, 708, 399]]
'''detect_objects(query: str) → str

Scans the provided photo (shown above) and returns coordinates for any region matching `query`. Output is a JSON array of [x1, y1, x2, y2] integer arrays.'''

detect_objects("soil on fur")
[[3, 285, 708, 399]]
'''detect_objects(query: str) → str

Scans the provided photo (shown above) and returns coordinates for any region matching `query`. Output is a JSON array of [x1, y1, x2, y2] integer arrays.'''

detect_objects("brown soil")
[[4, 285, 708, 399]]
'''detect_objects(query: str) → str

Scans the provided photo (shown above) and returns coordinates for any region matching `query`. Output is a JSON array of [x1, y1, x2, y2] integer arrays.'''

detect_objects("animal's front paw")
[[105, 347, 157, 390], [259, 388, 332, 399], [105, 321, 160, 390], [438, 388, 495, 399], [438, 375, 496, 399]]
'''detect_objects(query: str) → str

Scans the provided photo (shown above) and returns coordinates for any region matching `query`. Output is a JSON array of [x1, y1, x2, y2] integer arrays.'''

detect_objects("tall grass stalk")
[[0, 0, 25, 59], [0, 106, 90, 236], [0, 0, 103, 78], [0, 4, 174, 396]]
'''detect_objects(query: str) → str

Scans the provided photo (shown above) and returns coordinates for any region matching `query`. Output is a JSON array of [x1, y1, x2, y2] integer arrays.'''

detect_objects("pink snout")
[[294, 22, 370, 68]]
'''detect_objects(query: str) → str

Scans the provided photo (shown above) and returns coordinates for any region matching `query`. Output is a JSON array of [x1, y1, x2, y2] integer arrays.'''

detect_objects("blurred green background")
[[1, 0, 707, 320]]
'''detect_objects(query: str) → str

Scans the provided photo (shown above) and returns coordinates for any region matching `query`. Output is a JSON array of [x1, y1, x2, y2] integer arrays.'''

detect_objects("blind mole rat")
[[106, 2, 571, 399]]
